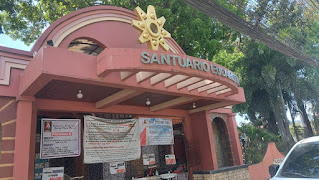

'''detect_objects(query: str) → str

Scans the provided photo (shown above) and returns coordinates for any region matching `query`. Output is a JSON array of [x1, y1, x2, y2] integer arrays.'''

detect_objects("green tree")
[[0, 0, 241, 60], [282, 90, 300, 141], [233, 0, 319, 143], [233, 41, 296, 143], [238, 123, 281, 164], [294, 79, 315, 137]]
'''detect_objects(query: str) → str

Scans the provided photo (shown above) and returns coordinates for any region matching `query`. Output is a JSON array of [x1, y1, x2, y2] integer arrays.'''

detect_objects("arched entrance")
[[212, 117, 233, 168]]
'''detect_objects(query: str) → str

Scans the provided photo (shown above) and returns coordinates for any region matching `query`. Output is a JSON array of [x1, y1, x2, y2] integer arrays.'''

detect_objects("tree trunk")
[[271, 104, 293, 143], [290, 110, 300, 142], [269, 82, 294, 143], [279, 83, 294, 143], [312, 102, 319, 135], [313, 111, 319, 135], [267, 111, 279, 135], [286, 101, 299, 141], [297, 101, 314, 137], [291, 114, 299, 141]]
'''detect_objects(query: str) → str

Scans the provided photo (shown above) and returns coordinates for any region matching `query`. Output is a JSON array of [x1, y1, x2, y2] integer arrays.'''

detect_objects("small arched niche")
[[212, 117, 233, 168], [68, 38, 105, 56]]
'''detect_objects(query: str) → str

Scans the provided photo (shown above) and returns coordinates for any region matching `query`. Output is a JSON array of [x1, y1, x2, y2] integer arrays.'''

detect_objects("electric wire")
[[184, 0, 319, 67]]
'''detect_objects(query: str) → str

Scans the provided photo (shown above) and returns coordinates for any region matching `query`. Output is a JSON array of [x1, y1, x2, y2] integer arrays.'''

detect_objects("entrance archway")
[[212, 117, 233, 168]]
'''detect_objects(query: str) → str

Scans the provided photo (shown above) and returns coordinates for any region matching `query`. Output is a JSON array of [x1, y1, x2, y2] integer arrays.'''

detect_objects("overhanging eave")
[[19, 46, 245, 112]]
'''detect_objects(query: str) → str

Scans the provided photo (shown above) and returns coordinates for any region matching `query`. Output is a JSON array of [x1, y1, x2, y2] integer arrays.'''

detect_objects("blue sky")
[[0, 34, 33, 51]]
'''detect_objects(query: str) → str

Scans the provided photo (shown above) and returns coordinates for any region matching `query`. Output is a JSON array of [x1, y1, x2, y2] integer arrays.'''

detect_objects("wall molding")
[[0, 163, 13, 167], [1, 137, 15, 141], [0, 177, 13, 180], [1, 119, 16, 126], [0, 59, 28, 85], [0, 100, 15, 113]]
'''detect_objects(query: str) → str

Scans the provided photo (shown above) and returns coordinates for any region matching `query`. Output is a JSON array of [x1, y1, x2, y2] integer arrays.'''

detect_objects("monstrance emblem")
[[131, 5, 171, 51]]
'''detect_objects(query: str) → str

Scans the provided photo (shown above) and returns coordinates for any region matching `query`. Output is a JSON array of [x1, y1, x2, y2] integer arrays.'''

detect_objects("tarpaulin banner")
[[83, 115, 141, 163], [40, 119, 81, 159], [139, 118, 174, 146]]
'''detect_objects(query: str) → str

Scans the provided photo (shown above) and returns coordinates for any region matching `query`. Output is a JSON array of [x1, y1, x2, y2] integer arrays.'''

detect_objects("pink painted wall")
[[0, 97, 17, 178], [186, 110, 244, 173], [248, 143, 285, 180], [31, 6, 184, 55], [59, 21, 149, 50], [0, 69, 23, 97], [188, 111, 218, 171], [209, 110, 244, 167]]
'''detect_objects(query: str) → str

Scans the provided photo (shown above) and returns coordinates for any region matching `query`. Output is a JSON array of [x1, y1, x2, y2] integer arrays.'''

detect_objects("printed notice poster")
[[42, 167, 64, 180], [83, 115, 141, 163], [40, 119, 81, 159], [143, 154, 155, 165], [109, 162, 126, 174], [165, 154, 176, 165], [139, 118, 174, 146]]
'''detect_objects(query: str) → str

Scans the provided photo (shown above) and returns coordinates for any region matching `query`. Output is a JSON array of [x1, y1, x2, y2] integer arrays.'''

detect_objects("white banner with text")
[[83, 115, 141, 163]]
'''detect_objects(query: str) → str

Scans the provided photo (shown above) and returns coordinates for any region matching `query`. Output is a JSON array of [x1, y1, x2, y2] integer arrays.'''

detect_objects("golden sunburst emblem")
[[131, 5, 171, 51]]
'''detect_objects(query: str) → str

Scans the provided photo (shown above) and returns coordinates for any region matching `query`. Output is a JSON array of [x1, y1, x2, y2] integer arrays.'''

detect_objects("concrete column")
[[227, 113, 244, 165], [13, 96, 37, 180], [189, 111, 218, 171]]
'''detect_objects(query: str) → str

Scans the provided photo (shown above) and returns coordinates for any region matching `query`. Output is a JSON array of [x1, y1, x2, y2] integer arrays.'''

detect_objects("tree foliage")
[[232, 0, 319, 143], [232, 40, 298, 143], [238, 123, 290, 164], [0, 0, 239, 60]]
